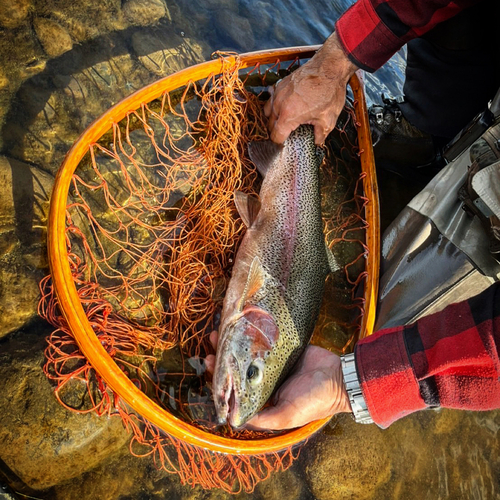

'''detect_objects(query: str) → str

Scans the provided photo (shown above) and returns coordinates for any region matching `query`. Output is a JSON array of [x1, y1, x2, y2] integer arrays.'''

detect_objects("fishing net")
[[38, 50, 378, 494]]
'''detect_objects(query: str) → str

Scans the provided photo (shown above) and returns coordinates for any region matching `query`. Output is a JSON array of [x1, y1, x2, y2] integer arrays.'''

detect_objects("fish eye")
[[246, 359, 264, 386], [247, 365, 259, 380]]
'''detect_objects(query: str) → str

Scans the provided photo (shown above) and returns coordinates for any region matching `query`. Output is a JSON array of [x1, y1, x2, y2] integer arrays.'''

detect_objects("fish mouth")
[[214, 359, 243, 427], [227, 387, 242, 428], [216, 376, 243, 427]]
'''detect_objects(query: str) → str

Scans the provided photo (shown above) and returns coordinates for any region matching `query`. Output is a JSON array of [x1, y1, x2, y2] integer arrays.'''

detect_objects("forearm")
[[355, 283, 500, 427], [335, 0, 481, 72]]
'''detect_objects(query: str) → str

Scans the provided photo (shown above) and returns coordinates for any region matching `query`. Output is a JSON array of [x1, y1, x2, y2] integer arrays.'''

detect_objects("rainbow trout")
[[213, 125, 338, 427]]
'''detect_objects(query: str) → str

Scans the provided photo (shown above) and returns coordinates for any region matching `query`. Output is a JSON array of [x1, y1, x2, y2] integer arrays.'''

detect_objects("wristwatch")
[[340, 352, 373, 424]]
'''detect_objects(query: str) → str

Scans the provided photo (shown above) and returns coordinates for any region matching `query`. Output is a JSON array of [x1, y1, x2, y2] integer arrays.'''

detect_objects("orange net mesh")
[[39, 53, 370, 493]]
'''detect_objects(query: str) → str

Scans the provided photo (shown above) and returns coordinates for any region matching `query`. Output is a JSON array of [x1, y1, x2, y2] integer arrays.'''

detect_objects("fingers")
[[205, 354, 215, 375], [209, 330, 218, 350], [204, 331, 218, 375], [313, 108, 344, 145], [245, 402, 296, 431], [263, 85, 274, 117], [269, 104, 300, 144], [270, 120, 296, 145], [264, 87, 331, 145], [265, 81, 297, 144]]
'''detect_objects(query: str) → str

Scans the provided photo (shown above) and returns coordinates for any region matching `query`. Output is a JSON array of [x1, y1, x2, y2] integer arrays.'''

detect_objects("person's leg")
[[399, 0, 500, 140], [372, 0, 500, 180]]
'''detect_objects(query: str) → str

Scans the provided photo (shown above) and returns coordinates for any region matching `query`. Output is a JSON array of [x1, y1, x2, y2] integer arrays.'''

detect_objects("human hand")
[[205, 332, 352, 430], [264, 31, 359, 145]]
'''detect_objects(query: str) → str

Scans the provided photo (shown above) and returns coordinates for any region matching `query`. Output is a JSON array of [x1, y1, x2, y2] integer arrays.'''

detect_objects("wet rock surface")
[[0, 156, 52, 338], [123, 0, 171, 26], [33, 18, 74, 58], [305, 415, 392, 499], [0, 0, 31, 29], [0, 329, 130, 490]]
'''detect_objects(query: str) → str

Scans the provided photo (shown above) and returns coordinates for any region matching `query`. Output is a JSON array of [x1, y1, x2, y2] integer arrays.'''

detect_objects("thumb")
[[313, 123, 329, 146], [245, 395, 298, 431]]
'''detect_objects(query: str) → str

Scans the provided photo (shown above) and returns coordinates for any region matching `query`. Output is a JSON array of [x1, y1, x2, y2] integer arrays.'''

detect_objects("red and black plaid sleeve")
[[335, 0, 481, 72], [355, 283, 500, 428]]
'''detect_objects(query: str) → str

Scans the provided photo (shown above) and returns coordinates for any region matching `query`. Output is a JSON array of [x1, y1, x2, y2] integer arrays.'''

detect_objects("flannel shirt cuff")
[[355, 326, 427, 428], [335, 0, 405, 72]]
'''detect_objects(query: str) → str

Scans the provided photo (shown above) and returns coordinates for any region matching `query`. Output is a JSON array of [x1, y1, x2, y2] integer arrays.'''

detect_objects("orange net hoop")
[[39, 47, 379, 493]]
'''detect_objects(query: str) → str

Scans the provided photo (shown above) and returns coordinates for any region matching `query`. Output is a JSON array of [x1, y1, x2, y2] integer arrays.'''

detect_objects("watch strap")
[[341, 352, 373, 424]]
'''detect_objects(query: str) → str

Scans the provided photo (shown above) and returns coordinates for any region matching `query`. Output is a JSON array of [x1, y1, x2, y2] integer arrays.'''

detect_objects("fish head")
[[213, 305, 279, 428]]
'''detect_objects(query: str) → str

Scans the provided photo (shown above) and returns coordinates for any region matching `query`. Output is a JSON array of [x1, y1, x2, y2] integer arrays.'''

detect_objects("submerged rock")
[[0, 0, 31, 29], [33, 18, 74, 58], [131, 31, 207, 76], [36, 0, 125, 42], [0, 261, 43, 340], [0, 21, 46, 102], [2, 26, 208, 176], [48, 450, 184, 500], [246, 1, 277, 40], [305, 414, 391, 499], [0, 156, 52, 338], [212, 9, 255, 51], [0, 330, 131, 490], [256, 468, 305, 500], [123, 0, 170, 26]]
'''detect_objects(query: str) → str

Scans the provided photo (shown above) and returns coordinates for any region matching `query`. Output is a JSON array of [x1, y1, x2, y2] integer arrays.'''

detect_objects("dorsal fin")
[[237, 256, 265, 311], [248, 140, 282, 177], [234, 191, 261, 227]]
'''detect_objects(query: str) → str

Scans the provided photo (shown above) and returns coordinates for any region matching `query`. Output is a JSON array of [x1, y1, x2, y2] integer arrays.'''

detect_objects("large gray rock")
[[0, 331, 131, 490]]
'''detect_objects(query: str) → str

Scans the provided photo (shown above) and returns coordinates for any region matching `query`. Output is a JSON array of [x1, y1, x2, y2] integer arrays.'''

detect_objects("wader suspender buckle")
[[458, 125, 500, 262]]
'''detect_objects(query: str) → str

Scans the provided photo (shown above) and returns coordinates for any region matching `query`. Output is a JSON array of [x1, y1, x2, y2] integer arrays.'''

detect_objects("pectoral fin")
[[237, 256, 266, 311]]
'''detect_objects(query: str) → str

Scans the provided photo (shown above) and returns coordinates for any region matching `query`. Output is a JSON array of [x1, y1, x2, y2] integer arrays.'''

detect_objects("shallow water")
[[0, 0, 498, 499]]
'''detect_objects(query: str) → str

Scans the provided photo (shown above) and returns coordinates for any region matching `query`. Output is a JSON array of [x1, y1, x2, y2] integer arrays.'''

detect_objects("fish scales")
[[213, 125, 331, 427]]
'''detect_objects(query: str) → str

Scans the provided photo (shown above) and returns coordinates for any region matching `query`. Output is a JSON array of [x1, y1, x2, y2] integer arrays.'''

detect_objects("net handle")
[[351, 72, 380, 339], [47, 47, 379, 455]]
